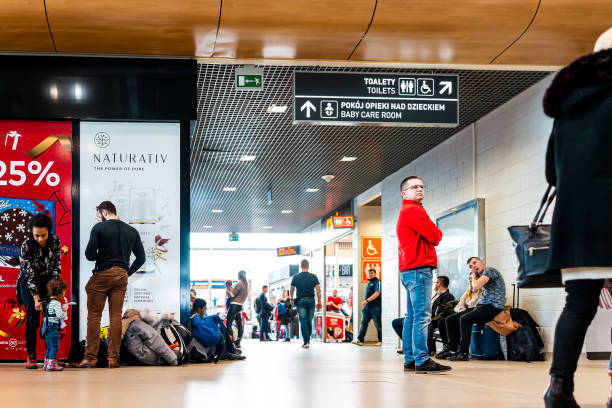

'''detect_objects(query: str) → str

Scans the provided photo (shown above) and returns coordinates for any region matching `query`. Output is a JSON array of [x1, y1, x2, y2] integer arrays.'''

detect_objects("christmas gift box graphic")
[[0, 197, 56, 258]]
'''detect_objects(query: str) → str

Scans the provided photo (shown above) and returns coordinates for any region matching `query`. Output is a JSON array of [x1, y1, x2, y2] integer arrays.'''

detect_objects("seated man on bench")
[[445, 257, 506, 361]]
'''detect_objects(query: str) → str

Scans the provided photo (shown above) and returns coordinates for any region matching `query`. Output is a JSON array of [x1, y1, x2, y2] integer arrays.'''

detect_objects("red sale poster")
[[0, 121, 72, 360]]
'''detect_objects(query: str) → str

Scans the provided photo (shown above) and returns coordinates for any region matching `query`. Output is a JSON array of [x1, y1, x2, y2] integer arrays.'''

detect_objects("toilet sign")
[[361, 236, 381, 259], [293, 72, 458, 127], [361, 236, 382, 282]]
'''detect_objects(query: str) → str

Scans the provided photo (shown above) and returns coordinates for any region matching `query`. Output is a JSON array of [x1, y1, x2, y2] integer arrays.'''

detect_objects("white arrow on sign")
[[439, 81, 453, 95], [300, 101, 317, 118]]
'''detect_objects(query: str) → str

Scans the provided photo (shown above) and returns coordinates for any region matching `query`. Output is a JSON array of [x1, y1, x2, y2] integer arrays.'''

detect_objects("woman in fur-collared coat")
[[543, 27, 612, 408]]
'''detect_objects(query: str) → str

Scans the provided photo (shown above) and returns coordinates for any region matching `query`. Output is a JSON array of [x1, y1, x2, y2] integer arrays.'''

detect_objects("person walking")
[[541, 27, 612, 408], [18, 213, 62, 369], [353, 269, 382, 346], [79, 201, 145, 368], [290, 259, 322, 349], [226, 270, 248, 348], [396, 176, 451, 374]]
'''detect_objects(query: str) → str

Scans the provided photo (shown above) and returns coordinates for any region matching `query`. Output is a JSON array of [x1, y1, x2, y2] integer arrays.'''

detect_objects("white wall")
[[374, 74, 563, 350]]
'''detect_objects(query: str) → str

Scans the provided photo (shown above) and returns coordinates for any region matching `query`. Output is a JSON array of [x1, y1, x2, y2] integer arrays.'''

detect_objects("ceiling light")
[[240, 155, 256, 161], [203, 226, 213, 229], [263, 226, 273, 229], [211, 209, 223, 213], [223, 187, 237, 192], [266, 105, 288, 114], [305, 188, 319, 192], [341, 156, 357, 162], [321, 174, 335, 183], [281, 210, 293, 214]]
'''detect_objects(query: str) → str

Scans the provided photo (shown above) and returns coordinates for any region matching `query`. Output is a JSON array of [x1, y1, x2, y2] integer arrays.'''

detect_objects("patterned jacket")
[[18, 235, 61, 297]]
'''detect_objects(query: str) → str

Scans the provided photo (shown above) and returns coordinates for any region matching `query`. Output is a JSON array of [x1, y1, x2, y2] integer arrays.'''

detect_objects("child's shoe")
[[46, 359, 63, 371]]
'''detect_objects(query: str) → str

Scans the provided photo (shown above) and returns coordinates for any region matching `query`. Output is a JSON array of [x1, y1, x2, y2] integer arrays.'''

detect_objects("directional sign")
[[235, 66, 264, 91], [293, 72, 458, 127]]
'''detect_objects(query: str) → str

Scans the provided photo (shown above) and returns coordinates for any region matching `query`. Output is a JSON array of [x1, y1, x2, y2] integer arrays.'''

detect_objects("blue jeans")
[[44, 323, 60, 360], [357, 306, 382, 342], [259, 315, 271, 340], [297, 298, 316, 344], [401, 268, 433, 365]]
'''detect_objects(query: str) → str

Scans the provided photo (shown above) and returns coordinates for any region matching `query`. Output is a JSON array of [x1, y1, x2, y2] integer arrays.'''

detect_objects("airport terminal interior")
[[0, 1, 611, 408]]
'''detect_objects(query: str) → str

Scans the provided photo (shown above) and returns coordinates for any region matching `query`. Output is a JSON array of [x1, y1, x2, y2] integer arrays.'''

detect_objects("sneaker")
[[352, 340, 364, 346], [374, 342, 382, 346], [435, 348, 453, 360], [404, 361, 415, 371], [396, 348, 404, 354], [302, 343, 310, 349], [26, 353, 38, 369], [449, 352, 469, 361], [415, 359, 452, 374], [46, 359, 64, 371]]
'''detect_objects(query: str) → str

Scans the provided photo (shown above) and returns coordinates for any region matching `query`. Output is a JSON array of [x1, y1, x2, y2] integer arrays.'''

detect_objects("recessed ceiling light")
[[240, 155, 256, 161], [263, 226, 273, 229], [340, 156, 357, 162], [305, 188, 319, 192], [223, 187, 237, 192], [266, 105, 288, 114], [322, 174, 335, 183], [211, 209, 223, 213], [203, 226, 213, 229], [281, 210, 293, 214]]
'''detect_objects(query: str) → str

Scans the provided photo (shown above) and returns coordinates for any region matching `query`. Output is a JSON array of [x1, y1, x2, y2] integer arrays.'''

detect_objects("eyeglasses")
[[404, 185, 425, 191]]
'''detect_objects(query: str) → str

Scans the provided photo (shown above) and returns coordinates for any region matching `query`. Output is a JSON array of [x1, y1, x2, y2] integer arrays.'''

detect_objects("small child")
[[225, 280, 233, 312], [44, 278, 68, 371]]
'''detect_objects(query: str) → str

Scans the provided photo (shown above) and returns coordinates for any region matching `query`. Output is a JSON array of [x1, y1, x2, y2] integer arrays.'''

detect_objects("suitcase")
[[470, 322, 502, 360]]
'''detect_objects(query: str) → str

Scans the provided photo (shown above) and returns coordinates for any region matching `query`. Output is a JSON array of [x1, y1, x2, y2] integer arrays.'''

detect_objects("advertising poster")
[[325, 312, 345, 342], [0, 121, 72, 359], [79, 122, 180, 338]]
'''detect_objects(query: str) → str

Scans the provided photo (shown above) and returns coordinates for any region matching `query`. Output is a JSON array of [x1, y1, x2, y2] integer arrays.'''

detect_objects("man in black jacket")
[[426, 276, 454, 355], [257, 285, 273, 341], [80, 201, 146, 368]]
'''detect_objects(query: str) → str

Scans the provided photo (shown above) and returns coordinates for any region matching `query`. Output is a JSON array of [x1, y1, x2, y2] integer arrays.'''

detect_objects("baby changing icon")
[[320, 100, 338, 119]]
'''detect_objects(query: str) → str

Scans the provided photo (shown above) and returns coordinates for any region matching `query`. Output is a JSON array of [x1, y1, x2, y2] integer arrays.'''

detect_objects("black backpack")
[[506, 308, 545, 362], [158, 320, 189, 365], [254, 297, 261, 313]]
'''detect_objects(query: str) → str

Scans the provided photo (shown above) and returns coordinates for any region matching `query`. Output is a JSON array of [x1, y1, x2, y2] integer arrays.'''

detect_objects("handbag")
[[507, 185, 562, 288]]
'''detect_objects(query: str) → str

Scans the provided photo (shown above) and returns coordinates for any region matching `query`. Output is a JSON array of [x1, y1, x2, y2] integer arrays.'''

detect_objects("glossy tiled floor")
[[2, 340, 609, 408]]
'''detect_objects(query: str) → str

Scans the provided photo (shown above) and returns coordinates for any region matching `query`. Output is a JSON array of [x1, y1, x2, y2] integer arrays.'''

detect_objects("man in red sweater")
[[396, 176, 451, 374]]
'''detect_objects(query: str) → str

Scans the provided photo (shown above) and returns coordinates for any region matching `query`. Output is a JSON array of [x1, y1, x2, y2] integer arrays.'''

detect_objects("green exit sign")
[[229, 233, 239, 242], [235, 66, 263, 91], [237, 74, 262, 89]]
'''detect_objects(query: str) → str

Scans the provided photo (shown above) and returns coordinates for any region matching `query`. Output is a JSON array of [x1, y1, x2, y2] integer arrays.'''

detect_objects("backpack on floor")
[[506, 308, 545, 362], [470, 323, 503, 360], [506, 325, 545, 362], [158, 320, 189, 365]]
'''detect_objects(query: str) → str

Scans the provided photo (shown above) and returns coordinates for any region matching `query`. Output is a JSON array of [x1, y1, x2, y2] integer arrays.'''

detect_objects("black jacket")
[[543, 48, 612, 273], [432, 291, 454, 317], [257, 293, 273, 317]]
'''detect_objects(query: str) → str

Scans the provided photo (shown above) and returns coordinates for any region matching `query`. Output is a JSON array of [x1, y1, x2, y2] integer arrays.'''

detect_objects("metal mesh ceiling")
[[191, 64, 551, 233]]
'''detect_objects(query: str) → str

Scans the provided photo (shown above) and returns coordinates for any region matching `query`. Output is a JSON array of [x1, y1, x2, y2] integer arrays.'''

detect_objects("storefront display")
[[79, 122, 181, 337], [0, 121, 72, 359]]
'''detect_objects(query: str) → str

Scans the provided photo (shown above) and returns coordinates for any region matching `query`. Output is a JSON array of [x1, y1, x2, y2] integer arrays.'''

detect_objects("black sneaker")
[[434, 348, 453, 360], [449, 352, 469, 361], [404, 361, 415, 371], [415, 359, 452, 374]]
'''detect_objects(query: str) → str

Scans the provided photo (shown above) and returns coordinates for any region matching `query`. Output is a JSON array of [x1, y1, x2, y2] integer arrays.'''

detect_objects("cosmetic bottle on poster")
[[129, 188, 156, 273]]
